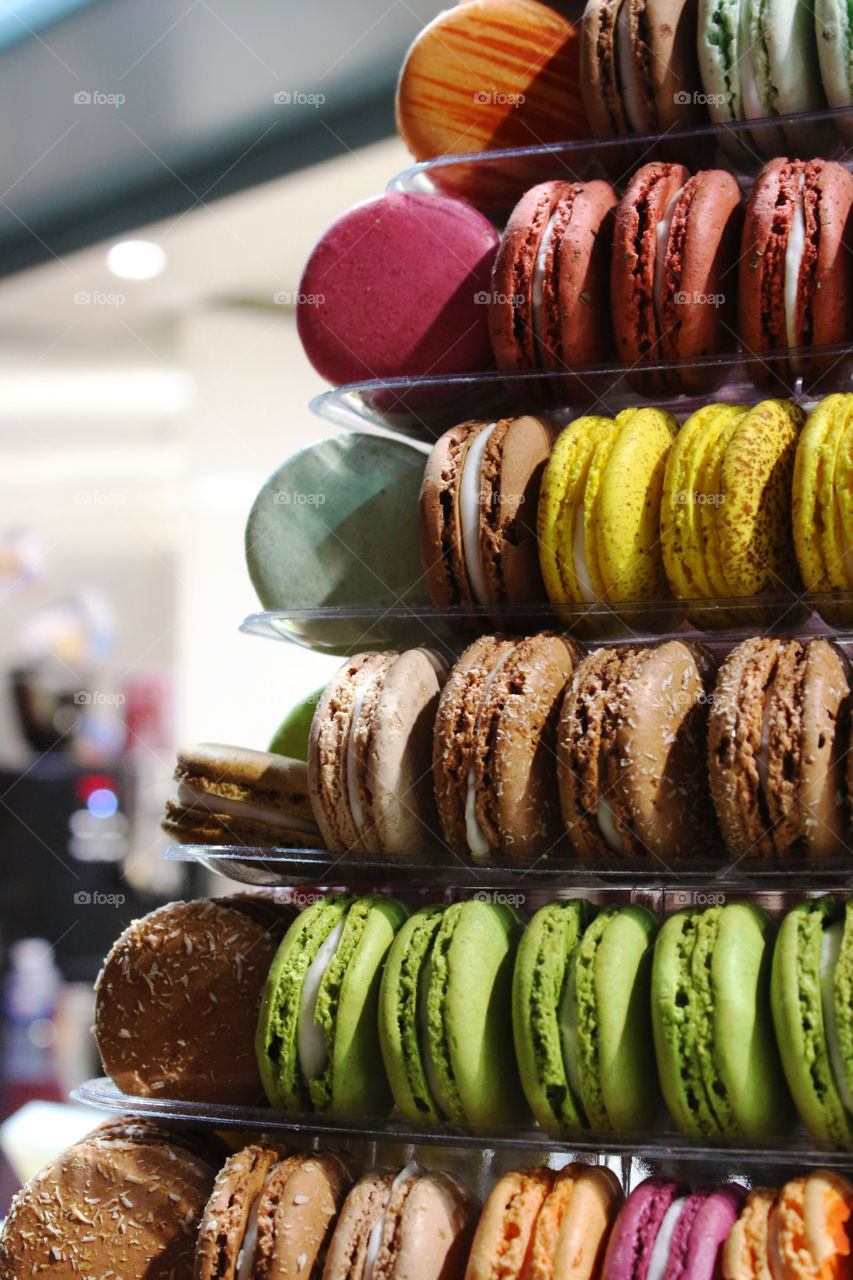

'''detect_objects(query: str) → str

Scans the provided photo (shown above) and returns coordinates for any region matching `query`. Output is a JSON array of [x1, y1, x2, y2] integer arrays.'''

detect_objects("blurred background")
[[0, 0, 445, 1209]]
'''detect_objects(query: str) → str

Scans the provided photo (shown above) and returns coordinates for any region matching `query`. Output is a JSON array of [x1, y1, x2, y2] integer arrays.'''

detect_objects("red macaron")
[[611, 162, 742, 393]]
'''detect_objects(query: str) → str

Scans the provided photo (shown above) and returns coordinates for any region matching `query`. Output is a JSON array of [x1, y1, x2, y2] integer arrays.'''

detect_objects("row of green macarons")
[[255, 890, 853, 1147]]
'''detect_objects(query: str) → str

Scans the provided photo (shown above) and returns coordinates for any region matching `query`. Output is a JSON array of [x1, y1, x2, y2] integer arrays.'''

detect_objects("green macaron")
[[512, 900, 659, 1134], [771, 897, 853, 1145], [378, 899, 526, 1129], [652, 901, 790, 1139], [256, 893, 409, 1116], [268, 687, 324, 761]]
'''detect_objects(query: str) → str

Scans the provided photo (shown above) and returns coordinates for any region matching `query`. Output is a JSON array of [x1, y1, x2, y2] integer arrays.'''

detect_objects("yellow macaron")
[[793, 393, 853, 623]]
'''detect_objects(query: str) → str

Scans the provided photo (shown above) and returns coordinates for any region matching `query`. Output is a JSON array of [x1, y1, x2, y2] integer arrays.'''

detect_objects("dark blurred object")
[[9, 666, 84, 753]]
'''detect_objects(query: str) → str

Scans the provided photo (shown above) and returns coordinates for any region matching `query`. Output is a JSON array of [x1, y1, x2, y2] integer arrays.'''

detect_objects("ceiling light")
[[106, 240, 166, 280]]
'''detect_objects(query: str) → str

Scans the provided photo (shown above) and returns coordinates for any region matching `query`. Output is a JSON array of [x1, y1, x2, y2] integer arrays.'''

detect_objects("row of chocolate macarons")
[[420, 394, 853, 629], [166, 632, 851, 864], [4, 1112, 851, 1280], [95, 891, 853, 1148]]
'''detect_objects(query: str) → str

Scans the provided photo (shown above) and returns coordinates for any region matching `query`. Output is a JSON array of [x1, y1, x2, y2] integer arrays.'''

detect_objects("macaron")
[[697, 0, 826, 146], [766, 1171, 853, 1280], [162, 742, 321, 848], [418, 417, 555, 614], [296, 192, 498, 386], [0, 1123, 216, 1279], [378, 900, 526, 1128], [195, 1146, 352, 1280], [94, 898, 283, 1105], [793, 393, 853, 623], [816, 1, 853, 139], [324, 1164, 477, 1280], [601, 1178, 746, 1280], [723, 1187, 777, 1280], [537, 409, 677, 622], [395, 0, 587, 204], [611, 163, 742, 393], [659, 399, 804, 615], [771, 897, 853, 1143], [256, 893, 408, 1117], [308, 649, 447, 855], [432, 633, 579, 863], [707, 637, 851, 858], [557, 642, 719, 860], [488, 181, 617, 376], [651, 901, 790, 1138], [269, 687, 324, 761], [512, 900, 660, 1133], [465, 1163, 624, 1280], [581, 0, 705, 136], [739, 159, 853, 391]]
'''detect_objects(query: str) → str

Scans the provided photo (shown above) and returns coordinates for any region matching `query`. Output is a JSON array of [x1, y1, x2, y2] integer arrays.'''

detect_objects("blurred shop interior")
[[0, 0, 445, 1208]]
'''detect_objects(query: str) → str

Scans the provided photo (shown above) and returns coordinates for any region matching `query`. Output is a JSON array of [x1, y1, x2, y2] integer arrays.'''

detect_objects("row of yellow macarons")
[[419, 394, 853, 626]]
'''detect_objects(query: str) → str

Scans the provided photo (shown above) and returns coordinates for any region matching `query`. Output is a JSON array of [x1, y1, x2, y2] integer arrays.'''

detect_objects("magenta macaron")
[[601, 1178, 745, 1280], [296, 191, 499, 387]]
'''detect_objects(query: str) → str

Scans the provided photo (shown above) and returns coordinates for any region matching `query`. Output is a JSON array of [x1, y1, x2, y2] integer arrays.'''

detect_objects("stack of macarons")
[[723, 1172, 853, 1280], [601, 1178, 746, 1280]]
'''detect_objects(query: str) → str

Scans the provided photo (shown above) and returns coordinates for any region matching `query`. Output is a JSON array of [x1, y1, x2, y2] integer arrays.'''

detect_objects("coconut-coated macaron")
[[94, 898, 282, 1105], [707, 637, 851, 858], [308, 648, 447, 855], [418, 416, 555, 614], [432, 633, 580, 862], [489, 180, 617, 376], [558, 642, 719, 860], [739, 159, 853, 391]]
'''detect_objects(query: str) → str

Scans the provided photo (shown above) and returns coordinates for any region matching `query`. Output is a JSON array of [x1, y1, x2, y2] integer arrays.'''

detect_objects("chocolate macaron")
[[489, 181, 617, 377], [611, 163, 742, 392], [308, 648, 447, 856], [195, 1145, 352, 1280], [433, 632, 580, 862], [558, 642, 720, 860], [739, 158, 853, 391], [419, 417, 554, 616], [708, 637, 851, 858]]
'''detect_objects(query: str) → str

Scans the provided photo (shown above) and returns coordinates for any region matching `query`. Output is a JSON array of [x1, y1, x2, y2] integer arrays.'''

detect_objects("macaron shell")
[[829, 403, 853, 600], [161, 804, 319, 850], [600, 1176, 688, 1280], [792, 396, 851, 596], [770, 898, 851, 1143], [768, 1172, 853, 1280], [195, 1144, 287, 1280], [597, 407, 677, 601], [582, 422, 623, 605], [747, 0, 827, 136], [698, 412, 743, 602], [464, 1168, 555, 1280], [816, 0, 853, 139], [253, 1153, 351, 1280], [580, 0, 628, 136], [323, 1169, 396, 1280], [801, 161, 853, 380], [419, 420, 492, 609], [490, 182, 566, 372], [663, 1187, 746, 1280], [640, 0, 705, 131], [375, 1170, 477, 1280], [697, 0, 742, 123], [722, 1187, 777, 1280], [479, 416, 555, 607], [833, 901, 853, 1110], [525, 1164, 624, 1280], [550, 182, 618, 371], [815, 404, 853, 595]]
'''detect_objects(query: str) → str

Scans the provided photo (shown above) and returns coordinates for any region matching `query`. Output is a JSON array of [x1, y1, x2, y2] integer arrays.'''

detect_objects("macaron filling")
[[784, 175, 807, 358], [531, 212, 559, 356], [235, 1192, 263, 1280], [176, 782, 318, 834], [653, 188, 684, 330], [596, 754, 624, 853], [363, 1163, 421, 1280], [459, 423, 498, 606], [572, 498, 597, 602], [345, 669, 381, 835], [646, 1196, 689, 1280], [557, 946, 585, 1109], [820, 921, 853, 1114], [739, 1, 765, 120], [297, 919, 345, 1081], [417, 953, 455, 1117], [616, 0, 645, 132]]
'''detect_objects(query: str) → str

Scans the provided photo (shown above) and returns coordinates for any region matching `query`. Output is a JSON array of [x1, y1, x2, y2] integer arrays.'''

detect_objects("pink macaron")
[[296, 191, 500, 387]]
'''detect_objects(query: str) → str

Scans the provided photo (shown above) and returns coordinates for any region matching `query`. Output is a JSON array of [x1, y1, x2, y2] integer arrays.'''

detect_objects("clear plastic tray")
[[239, 599, 850, 655], [71, 1077, 853, 1169], [310, 354, 853, 442], [387, 105, 853, 214], [165, 845, 853, 891]]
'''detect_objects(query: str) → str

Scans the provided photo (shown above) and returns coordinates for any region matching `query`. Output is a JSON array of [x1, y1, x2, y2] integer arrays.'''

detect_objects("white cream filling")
[[821, 922, 853, 1114], [235, 1193, 262, 1280], [531, 210, 559, 349], [572, 495, 596, 603], [739, 1, 765, 120], [646, 1198, 689, 1280], [785, 175, 807, 358], [653, 187, 684, 330], [177, 781, 318, 834], [364, 1163, 422, 1280], [558, 945, 584, 1106], [463, 647, 515, 859], [346, 670, 380, 835], [459, 423, 497, 607], [297, 920, 345, 1082], [417, 954, 455, 1117], [597, 793, 625, 854], [616, 0, 645, 132]]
